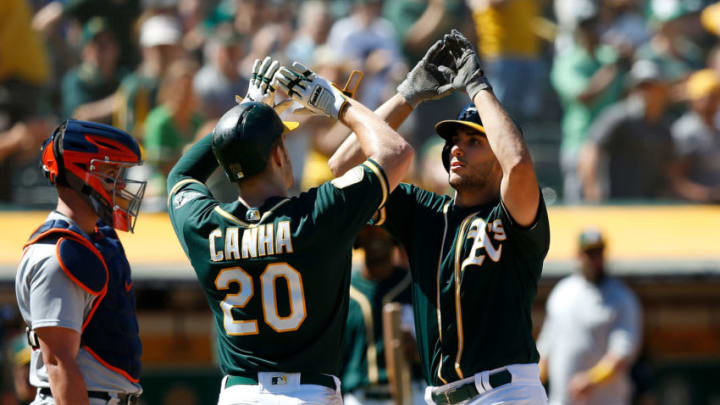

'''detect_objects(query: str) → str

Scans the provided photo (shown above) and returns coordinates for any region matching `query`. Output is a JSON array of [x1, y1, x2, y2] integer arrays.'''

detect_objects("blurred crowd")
[[2, 0, 720, 208]]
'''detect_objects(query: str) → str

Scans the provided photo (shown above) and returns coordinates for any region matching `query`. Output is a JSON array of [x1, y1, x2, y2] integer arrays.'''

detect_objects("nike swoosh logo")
[[125, 280, 133, 292]]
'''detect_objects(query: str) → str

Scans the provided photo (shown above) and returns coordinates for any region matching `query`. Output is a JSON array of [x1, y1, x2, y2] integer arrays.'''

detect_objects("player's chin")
[[448, 172, 464, 188]]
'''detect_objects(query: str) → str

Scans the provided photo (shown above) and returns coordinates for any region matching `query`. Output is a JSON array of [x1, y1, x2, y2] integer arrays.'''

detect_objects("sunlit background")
[[1, 0, 720, 404]]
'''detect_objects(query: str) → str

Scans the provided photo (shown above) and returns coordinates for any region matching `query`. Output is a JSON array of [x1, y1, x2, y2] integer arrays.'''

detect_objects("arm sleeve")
[[309, 159, 390, 245], [28, 254, 95, 332], [607, 289, 643, 360], [496, 193, 550, 261], [167, 133, 219, 244]]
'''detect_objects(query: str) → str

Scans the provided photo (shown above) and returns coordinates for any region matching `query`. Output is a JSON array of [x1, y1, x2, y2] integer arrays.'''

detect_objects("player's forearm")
[[473, 90, 532, 175], [473, 90, 539, 224], [337, 97, 414, 190], [329, 94, 413, 177], [46, 359, 89, 405], [166, 133, 218, 194]]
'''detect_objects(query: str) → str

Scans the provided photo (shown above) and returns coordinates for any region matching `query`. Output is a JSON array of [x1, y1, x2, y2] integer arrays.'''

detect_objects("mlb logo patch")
[[271, 375, 288, 385]]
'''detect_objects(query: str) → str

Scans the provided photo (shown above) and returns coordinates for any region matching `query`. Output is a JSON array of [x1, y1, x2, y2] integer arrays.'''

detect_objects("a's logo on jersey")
[[173, 190, 204, 209], [331, 166, 364, 189], [271, 375, 288, 385], [461, 218, 506, 271]]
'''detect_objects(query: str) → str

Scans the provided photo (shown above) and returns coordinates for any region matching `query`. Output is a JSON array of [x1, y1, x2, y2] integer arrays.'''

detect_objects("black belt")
[[431, 369, 512, 405], [226, 372, 337, 390], [39, 387, 139, 405]]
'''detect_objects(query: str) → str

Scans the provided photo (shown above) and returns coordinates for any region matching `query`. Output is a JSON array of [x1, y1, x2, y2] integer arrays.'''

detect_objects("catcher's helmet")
[[212, 101, 299, 182], [41, 120, 146, 232], [434, 103, 486, 172]]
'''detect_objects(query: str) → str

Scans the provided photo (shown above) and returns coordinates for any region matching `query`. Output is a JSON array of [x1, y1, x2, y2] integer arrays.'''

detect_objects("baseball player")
[[342, 226, 424, 405], [329, 30, 550, 404], [15, 120, 145, 405], [165, 57, 414, 405]]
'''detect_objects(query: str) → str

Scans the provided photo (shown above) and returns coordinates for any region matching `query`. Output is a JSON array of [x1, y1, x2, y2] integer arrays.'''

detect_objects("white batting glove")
[[274, 62, 348, 119], [241, 57, 280, 105], [237, 57, 294, 115]]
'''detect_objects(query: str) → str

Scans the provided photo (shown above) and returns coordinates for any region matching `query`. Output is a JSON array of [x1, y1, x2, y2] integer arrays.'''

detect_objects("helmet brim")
[[434, 120, 486, 140]]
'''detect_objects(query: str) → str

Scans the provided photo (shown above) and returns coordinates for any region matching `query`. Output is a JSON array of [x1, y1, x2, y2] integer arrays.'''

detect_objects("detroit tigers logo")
[[461, 218, 506, 271]]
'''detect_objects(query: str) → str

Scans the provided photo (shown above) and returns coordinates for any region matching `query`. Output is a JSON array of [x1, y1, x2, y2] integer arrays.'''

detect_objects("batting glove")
[[274, 62, 348, 119], [397, 39, 456, 108], [441, 29, 492, 101], [237, 57, 294, 115]]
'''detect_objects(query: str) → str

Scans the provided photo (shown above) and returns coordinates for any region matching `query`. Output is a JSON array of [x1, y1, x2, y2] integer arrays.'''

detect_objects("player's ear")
[[270, 141, 287, 169]]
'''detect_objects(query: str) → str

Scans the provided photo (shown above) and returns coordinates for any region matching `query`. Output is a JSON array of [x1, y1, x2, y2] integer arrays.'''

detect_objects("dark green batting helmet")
[[212, 101, 299, 181]]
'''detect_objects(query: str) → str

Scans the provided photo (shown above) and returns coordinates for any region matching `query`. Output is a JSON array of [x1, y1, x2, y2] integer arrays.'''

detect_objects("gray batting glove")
[[397, 40, 457, 108], [274, 62, 348, 119], [441, 29, 492, 101]]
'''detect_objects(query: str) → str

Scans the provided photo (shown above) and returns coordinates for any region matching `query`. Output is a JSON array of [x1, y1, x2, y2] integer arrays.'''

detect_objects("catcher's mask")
[[41, 120, 146, 232], [212, 102, 299, 182], [434, 103, 487, 172]]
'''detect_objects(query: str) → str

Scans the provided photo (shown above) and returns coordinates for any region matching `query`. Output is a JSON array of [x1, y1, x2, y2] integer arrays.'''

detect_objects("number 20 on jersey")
[[215, 263, 306, 335]]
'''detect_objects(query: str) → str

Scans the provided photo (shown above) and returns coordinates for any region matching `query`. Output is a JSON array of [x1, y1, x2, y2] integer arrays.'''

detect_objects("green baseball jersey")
[[342, 267, 412, 393], [166, 134, 390, 377], [375, 183, 549, 386]]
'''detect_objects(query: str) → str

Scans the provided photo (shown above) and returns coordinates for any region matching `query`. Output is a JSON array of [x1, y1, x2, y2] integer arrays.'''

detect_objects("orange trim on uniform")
[[83, 346, 140, 383], [23, 228, 81, 250], [55, 239, 105, 297], [52, 234, 110, 332], [82, 289, 108, 332]]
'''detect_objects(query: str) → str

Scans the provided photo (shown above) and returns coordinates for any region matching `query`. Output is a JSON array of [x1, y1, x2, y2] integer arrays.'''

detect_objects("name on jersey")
[[209, 221, 294, 261], [461, 218, 505, 271]]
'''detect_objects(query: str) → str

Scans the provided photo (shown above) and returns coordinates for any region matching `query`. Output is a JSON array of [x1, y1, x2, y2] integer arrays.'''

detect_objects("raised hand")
[[440, 29, 492, 100], [274, 62, 348, 119], [397, 39, 457, 108]]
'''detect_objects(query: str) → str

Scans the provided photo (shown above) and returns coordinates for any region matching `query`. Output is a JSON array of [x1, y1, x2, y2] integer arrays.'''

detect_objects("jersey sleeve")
[[375, 183, 449, 250], [308, 159, 389, 245], [27, 250, 95, 333], [495, 192, 550, 268], [167, 133, 220, 249]]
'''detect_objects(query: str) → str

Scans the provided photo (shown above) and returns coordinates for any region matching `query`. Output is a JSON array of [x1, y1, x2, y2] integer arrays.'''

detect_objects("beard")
[[448, 160, 501, 192]]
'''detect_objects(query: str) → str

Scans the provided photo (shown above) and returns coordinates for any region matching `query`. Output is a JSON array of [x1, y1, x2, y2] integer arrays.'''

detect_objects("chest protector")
[[25, 219, 142, 383]]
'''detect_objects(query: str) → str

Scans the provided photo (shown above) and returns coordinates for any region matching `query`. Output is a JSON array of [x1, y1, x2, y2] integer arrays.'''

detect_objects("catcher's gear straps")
[[23, 220, 110, 336]]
